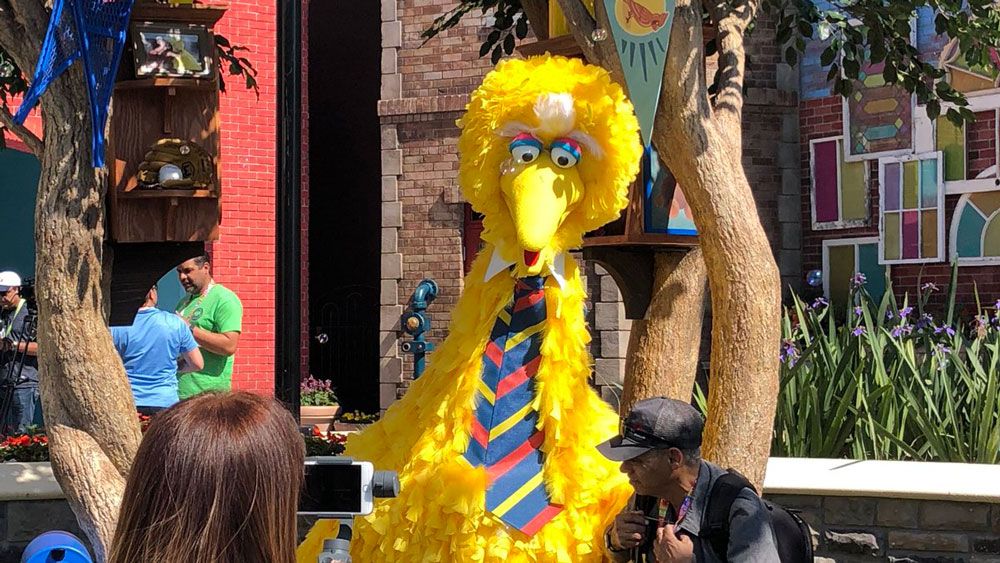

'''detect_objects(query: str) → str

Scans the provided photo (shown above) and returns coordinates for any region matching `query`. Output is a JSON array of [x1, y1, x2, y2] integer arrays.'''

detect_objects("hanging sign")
[[601, 0, 676, 145]]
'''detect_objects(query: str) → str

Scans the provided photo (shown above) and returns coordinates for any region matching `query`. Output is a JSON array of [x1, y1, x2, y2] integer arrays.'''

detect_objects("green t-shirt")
[[175, 284, 243, 399]]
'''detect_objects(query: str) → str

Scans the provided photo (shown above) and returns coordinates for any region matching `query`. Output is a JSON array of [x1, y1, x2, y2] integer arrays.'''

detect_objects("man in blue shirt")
[[111, 286, 203, 415]]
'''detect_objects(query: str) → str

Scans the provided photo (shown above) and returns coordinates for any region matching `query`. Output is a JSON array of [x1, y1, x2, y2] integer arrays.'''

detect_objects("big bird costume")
[[346, 55, 644, 562]]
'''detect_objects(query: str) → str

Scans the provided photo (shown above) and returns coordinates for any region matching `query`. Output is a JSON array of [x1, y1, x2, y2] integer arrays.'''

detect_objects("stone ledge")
[[377, 94, 469, 117], [763, 458, 1000, 503], [7, 458, 1000, 504], [0, 463, 63, 501]]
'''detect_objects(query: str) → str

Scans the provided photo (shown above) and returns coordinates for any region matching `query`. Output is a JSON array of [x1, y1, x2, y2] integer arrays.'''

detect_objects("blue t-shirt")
[[111, 308, 198, 408]]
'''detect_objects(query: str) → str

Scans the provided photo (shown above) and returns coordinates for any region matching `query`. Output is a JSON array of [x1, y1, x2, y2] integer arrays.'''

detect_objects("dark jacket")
[[608, 461, 779, 562]]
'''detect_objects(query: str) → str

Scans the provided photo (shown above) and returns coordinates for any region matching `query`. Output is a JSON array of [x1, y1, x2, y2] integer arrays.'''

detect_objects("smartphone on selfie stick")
[[299, 457, 400, 563]]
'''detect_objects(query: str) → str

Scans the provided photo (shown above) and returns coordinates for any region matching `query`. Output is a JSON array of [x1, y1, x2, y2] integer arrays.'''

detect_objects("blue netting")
[[15, 0, 136, 167], [12, 0, 82, 123], [73, 0, 136, 167]]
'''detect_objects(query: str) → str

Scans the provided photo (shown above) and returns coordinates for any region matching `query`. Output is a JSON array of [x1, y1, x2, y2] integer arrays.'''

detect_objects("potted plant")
[[333, 410, 380, 432], [300, 375, 340, 432]]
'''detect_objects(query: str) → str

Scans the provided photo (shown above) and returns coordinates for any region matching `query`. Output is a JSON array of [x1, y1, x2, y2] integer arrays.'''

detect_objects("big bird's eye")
[[509, 134, 543, 164], [550, 139, 582, 168]]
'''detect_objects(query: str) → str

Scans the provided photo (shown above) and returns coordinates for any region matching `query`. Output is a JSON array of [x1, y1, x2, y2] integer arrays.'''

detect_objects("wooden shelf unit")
[[107, 2, 226, 243]]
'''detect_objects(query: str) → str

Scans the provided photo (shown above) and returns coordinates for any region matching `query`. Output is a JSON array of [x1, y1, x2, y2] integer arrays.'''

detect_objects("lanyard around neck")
[[1, 300, 25, 339]]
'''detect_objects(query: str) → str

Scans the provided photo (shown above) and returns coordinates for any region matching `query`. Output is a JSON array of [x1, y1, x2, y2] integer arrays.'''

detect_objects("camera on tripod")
[[299, 457, 399, 563]]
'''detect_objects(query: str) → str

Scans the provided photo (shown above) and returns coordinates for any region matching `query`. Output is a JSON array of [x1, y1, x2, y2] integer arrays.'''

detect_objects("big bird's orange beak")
[[501, 155, 583, 274]]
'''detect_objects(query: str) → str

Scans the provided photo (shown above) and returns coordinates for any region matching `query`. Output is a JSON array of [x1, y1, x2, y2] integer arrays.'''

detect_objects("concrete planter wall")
[[1, 459, 998, 562]]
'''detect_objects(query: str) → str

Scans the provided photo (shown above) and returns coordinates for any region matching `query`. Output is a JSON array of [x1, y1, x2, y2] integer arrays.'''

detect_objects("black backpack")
[[701, 470, 813, 563]]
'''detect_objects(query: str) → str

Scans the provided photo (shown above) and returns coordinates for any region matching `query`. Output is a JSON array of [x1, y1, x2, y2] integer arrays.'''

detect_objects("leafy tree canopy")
[[423, 0, 1000, 125]]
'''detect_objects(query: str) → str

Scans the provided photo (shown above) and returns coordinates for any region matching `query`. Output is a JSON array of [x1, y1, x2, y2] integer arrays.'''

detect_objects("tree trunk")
[[555, 0, 780, 488], [34, 64, 142, 561], [652, 0, 780, 488], [621, 248, 707, 413]]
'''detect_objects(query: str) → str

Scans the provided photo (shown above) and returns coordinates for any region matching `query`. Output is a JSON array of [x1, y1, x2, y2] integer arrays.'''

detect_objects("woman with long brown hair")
[[108, 391, 305, 563]]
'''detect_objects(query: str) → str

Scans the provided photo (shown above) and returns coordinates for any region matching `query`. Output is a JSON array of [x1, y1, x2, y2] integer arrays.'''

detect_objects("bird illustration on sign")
[[621, 0, 669, 31]]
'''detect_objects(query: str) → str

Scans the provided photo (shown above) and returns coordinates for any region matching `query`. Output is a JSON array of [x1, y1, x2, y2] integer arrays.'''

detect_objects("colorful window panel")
[[844, 60, 914, 161], [879, 153, 945, 264], [810, 137, 869, 229], [950, 176, 1000, 265], [937, 109, 999, 185], [939, 38, 1000, 95], [823, 238, 887, 311]]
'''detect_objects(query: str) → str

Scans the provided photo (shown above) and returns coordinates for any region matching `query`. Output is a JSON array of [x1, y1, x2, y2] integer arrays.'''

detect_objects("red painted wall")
[[210, 0, 278, 394]]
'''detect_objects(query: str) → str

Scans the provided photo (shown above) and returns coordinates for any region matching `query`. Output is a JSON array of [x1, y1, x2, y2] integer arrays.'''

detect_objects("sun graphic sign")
[[603, 0, 676, 145]]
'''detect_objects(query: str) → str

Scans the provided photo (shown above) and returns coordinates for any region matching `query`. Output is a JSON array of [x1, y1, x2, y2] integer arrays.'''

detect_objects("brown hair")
[[109, 392, 304, 563]]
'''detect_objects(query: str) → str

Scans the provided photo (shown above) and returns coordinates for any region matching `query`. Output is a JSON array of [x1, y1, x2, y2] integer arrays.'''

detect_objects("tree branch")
[[0, 104, 43, 155], [553, 0, 604, 65], [521, 0, 549, 40], [8, 0, 45, 57], [710, 0, 760, 144]]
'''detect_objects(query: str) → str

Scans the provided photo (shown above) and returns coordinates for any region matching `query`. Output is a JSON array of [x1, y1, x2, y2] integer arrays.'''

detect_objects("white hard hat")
[[0, 271, 22, 292]]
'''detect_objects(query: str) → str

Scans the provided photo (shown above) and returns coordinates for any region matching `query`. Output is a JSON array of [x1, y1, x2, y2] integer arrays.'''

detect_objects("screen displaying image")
[[138, 30, 204, 75], [300, 463, 362, 513]]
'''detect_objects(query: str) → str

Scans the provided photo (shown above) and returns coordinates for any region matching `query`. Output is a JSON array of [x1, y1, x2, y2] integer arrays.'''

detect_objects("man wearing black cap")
[[597, 397, 778, 562]]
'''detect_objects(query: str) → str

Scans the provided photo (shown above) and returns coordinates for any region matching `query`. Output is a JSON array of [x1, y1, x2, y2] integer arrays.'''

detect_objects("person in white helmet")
[[0, 271, 40, 434]]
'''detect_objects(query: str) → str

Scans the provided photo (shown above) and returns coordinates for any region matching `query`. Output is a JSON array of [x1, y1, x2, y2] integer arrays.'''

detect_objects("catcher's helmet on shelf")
[[136, 138, 215, 189]]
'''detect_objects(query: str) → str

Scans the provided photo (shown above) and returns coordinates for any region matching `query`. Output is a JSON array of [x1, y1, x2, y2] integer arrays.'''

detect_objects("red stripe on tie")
[[519, 503, 563, 536], [484, 341, 504, 367], [487, 430, 544, 482], [496, 355, 541, 399], [471, 419, 489, 448], [513, 290, 544, 313]]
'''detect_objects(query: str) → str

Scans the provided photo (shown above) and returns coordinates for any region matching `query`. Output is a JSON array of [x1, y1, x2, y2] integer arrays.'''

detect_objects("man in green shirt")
[[174, 254, 243, 399]]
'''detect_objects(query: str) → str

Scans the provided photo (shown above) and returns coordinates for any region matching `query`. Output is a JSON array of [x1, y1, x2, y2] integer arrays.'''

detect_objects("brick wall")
[[767, 494, 1000, 561], [209, 1, 278, 394], [800, 97, 1000, 309]]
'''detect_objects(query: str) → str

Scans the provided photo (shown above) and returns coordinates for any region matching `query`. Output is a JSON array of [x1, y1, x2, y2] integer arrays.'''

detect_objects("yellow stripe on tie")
[[504, 321, 545, 352], [492, 472, 544, 517], [497, 308, 512, 327], [477, 379, 496, 405], [489, 402, 533, 440]]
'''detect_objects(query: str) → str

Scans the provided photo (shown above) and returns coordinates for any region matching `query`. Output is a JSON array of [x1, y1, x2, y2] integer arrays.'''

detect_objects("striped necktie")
[[464, 275, 562, 536]]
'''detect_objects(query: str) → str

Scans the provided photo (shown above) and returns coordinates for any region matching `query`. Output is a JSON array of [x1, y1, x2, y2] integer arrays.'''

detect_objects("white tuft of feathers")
[[533, 93, 576, 137]]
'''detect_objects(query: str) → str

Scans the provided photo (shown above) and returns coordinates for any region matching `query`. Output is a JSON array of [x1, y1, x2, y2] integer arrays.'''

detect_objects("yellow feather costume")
[[346, 55, 644, 562]]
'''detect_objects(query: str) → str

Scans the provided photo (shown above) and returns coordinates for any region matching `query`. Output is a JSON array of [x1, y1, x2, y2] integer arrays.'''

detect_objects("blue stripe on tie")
[[509, 300, 546, 333], [487, 446, 544, 497], [485, 412, 538, 464], [465, 436, 486, 465], [499, 337, 542, 373], [495, 482, 552, 531]]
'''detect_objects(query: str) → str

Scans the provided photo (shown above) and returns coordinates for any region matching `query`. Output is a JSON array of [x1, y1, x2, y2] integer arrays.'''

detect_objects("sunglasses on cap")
[[620, 417, 674, 449]]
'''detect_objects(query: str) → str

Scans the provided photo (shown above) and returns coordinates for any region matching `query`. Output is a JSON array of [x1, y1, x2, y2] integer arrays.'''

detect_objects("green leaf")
[[785, 46, 799, 65], [479, 40, 493, 57], [491, 44, 503, 64], [798, 20, 815, 38], [515, 16, 528, 39], [503, 33, 515, 54], [926, 100, 941, 120]]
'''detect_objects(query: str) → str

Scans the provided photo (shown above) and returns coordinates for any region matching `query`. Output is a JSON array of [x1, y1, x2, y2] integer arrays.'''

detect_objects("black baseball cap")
[[597, 397, 704, 461]]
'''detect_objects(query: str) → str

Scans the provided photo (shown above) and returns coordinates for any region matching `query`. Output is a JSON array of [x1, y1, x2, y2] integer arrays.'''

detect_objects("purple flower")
[[886, 310, 895, 320], [779, 339, 800, 367], [811, 297, 829, 310], [851, 272, 867, 288], [916, 314, 934, 330], [890, 325, 913, 338], [934, 325, 956, 337], [899, 306, 913, 318], [921, 282, 939, 292], [854, 306, 864, 317], [852, 326, 866, 337], [936, 343, 951, 355]]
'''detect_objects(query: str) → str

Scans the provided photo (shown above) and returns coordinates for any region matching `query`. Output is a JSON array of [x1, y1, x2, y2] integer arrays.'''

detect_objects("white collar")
[[484, 248, 568, 289]]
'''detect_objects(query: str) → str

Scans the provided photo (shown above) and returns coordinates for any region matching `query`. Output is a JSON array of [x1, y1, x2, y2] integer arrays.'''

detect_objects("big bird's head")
[[458, 55, 643, 278]]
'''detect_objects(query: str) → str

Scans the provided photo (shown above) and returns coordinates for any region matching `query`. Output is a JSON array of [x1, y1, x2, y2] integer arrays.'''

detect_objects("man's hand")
[[609, 510, 647, 551], [653, 524, 694, 563]]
